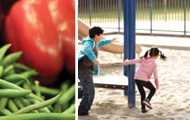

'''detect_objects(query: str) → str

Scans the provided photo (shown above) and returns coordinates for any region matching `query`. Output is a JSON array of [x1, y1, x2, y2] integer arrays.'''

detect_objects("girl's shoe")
[[78, 111, 89, 116], [143, 100, 152, 109], [141, 109, 148, 113]]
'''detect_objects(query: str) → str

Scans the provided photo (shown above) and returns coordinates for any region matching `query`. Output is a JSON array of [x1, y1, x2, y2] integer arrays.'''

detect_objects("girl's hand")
[[123, 59, 129, 65], [155, 79, 159, 90], [156, 85, 159, 90]]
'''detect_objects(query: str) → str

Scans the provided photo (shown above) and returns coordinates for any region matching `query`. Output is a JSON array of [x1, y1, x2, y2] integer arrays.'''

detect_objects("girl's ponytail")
[[143, 49, 150, 59], [142, 48, 167, 60], [160, 51, 167, 60]]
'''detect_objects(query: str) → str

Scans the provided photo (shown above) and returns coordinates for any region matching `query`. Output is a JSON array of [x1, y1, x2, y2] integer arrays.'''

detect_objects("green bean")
[[8, 100, 18, 112], [63, 104, 75, 114], [0, 79, 33, 98], [2, 52, 22, 66], [15, 91, 63, 114], [61, 81, 70, 93], [58, 85, 75, 106], [29, 95, 45, 103], [59, 82, 71, 110], [0, 66, 3, 78], [54, 103, 62, 113], [34, 81, 41, 97], [40, 108, 51, 113], [0, 44, 11, 62], [13, 63, 31, 71], [20, 70, 38, 78], [0, 79, 25, 90], [3, 65, 14, 76], [5, 74, 29, 83], [13, 99, 25, 109], [37, 86, 59, 96], [21, 98, 50, 113], [0, 109, 12, 115], [0, 89, 30, 97], [20, 83, 45, 102], [15, 80, 25, 86], [27, 94, 44, 102], [23, 83, 30, 90], [28, 99, 50, 113], [37, 109, 49, 113], [0, 113, 74, 120], [20, 98, 32, 107], [32, 110, 39, 113], [0, 98, 8, 111]]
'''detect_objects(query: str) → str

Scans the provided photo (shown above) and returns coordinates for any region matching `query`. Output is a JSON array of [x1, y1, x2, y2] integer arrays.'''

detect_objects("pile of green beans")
[[0, 44, 75, 120]]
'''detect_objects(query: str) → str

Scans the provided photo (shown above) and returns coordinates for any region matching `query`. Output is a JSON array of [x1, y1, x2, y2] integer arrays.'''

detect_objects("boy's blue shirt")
[[78, 37, 112, 75], [78, 37, 112, 61]]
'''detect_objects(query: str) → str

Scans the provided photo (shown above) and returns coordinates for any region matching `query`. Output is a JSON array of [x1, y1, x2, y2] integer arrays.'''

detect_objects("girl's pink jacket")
[[125, 57, 158, 81]]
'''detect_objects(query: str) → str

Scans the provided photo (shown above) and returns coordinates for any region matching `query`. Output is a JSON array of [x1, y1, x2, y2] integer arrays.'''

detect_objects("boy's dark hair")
[[143, 48, 167, 60], [89, 26, 104, 38]]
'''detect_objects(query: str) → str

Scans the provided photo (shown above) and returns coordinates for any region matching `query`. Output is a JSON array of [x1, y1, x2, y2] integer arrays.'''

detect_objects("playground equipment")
[[78, 19, 140, 90], [79, 0, 137, 108], [123, 0, 136, 108]]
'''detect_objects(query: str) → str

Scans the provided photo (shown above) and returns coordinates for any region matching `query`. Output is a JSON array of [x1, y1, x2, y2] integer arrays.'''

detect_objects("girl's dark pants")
[[78, 59, 95, 114], [135, 79, 156, 110]]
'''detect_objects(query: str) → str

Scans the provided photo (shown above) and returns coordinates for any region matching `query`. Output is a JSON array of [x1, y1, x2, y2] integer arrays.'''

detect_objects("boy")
[[78, 26, 115, 115]]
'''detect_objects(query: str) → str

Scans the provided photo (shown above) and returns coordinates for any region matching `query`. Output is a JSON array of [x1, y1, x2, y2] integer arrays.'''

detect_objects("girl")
[[124, 48, 166, 113]]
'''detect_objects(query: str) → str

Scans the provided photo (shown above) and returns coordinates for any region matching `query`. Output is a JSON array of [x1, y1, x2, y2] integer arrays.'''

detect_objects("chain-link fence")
[[79, 0, 190, 36]]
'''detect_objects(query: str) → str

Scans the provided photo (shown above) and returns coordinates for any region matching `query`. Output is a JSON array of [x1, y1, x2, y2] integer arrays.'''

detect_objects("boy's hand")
[[93, 59, 99, 65], [111, 37, 118, 42]]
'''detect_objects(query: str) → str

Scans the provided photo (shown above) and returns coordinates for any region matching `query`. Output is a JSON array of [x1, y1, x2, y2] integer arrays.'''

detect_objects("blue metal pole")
[[123, 0, 136, 108], [150, 0, 153, 34]]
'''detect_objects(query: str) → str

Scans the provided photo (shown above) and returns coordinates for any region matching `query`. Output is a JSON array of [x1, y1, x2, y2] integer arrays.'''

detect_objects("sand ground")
[[78, 47, 190, 120]]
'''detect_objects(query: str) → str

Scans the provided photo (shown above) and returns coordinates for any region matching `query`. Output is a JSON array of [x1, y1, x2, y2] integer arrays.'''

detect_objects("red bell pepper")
[[0, 0, 20, 44], [48, 0, 75, 75], [0, 5, 3, 36], [4, 0, 75, 85]]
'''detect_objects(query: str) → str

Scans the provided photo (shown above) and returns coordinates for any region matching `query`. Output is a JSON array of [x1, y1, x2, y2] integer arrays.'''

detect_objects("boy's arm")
[[96, 38, 115, 49]]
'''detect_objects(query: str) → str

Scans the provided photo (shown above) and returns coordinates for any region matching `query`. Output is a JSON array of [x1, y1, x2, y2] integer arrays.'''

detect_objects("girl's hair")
[[143, 48, 167, 60]]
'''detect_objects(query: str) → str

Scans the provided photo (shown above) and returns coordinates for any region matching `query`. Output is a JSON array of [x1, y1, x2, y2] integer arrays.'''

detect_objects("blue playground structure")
[[124, 0, 136, 108]]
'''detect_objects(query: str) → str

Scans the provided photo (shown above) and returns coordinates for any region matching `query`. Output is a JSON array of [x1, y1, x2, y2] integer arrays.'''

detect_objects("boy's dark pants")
[[78, 63, 95, 113], [135, 79, 156, 110]]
